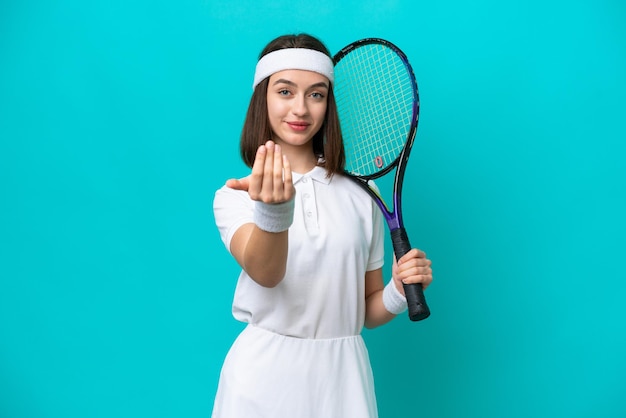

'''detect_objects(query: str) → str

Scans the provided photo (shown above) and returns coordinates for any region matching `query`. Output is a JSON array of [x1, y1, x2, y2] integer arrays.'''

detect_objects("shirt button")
[[303, 193, 310, 199], [307, 211, 313, 217], [302, 177, 308, 183]]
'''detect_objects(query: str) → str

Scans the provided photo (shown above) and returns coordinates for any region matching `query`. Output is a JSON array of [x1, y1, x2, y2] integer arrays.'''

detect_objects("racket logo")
[[374, 156, 384, 168]]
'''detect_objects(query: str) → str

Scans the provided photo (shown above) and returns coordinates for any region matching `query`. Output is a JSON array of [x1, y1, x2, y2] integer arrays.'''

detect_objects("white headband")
[[252, 48, 334, 90]]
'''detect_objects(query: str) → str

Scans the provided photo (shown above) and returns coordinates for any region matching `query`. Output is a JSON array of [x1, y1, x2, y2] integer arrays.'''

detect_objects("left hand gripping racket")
[[333, 38, 430, 321]]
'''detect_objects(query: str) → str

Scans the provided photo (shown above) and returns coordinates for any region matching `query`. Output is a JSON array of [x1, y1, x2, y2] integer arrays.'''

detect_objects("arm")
[[364, 268, 394, 329], [364, 249, 433, 328], [227, 141, 295, 288]]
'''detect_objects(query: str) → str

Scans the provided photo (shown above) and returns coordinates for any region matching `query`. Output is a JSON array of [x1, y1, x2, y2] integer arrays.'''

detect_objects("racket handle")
[[391, 228, 431, 322]]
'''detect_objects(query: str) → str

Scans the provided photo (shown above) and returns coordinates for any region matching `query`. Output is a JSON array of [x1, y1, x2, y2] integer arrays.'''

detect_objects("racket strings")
[[335, 44, 415, 177]]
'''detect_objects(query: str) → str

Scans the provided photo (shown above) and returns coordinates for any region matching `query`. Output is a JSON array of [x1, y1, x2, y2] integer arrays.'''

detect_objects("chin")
[[280, 134, 315, 147]]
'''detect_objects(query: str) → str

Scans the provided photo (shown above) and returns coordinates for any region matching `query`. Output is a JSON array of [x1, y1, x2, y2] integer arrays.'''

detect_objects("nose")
[[291, 94, 309, 116]]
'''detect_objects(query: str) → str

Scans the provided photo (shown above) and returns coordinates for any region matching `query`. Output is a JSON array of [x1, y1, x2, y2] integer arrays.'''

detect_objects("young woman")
[[212, 33, 433, 418]]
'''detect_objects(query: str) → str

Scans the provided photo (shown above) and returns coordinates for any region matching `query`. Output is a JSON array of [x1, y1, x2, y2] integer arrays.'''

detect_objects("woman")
[[212, 33, 433, 418]]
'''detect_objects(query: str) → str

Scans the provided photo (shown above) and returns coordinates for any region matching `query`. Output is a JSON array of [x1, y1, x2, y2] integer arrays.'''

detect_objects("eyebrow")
[[272, 78, 329, 90]]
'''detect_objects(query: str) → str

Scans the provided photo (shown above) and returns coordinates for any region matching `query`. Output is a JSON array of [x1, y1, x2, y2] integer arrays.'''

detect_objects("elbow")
[[241, 244, 287, 288], [247, 267, 286, 288], [257, 276, 284, 288], [363, 319, 382, 330], [363, 311, 379, 329]]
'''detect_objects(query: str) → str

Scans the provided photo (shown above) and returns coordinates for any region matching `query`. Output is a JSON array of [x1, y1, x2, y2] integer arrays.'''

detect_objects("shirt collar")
[[292, 165, 332, 185]]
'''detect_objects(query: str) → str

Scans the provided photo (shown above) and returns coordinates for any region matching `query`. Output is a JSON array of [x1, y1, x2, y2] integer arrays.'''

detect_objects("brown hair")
[[239, 34, 345, 177]]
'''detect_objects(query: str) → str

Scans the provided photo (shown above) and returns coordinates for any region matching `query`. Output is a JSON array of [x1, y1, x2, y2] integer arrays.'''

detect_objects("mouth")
[[286, 121, 310, 132]]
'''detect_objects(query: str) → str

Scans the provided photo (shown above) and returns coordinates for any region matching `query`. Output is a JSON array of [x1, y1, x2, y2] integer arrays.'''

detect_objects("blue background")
[[1, 1, 625, 417]]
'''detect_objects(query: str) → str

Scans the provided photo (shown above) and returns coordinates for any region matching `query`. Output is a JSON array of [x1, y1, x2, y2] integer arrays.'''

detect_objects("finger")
[[252, 144, 267, 173], [283, 154, 295, 193], [261, 141, 275, 200], [226, 177, 250, 191], [403, 257, 432, 269], [393, 247, 433, 288], [249, 145, 267, 198], [272, 143, 285, 200], [401, 273, 433, 289], [397, 263, 431, 278], [282, 154, 294, 200], [398, 248, 424, 265]]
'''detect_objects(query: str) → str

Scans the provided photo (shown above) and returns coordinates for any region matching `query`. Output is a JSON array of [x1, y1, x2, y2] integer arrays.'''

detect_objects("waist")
[[245, 323, 363, 343]]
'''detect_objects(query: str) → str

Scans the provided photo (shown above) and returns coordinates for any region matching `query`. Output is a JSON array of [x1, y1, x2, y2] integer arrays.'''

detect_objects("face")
[[266, 69, 329, 150]]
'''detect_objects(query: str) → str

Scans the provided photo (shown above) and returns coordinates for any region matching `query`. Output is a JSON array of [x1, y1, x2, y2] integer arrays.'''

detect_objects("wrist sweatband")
[[382, 280, 408, 315], [253, 199, 295, 233]]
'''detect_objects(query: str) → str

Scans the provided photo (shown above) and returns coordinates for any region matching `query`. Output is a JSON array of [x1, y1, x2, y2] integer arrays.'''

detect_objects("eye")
[[278, 89, 291, 96], [310, 92, 325, 99]]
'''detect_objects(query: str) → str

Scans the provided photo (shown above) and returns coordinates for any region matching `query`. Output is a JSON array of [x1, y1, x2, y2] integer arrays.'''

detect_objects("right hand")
[[226, 140, 295, 204]]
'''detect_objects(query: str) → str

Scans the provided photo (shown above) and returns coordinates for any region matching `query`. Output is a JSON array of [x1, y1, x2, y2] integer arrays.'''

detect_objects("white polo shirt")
[[213, 166, 385, 339]]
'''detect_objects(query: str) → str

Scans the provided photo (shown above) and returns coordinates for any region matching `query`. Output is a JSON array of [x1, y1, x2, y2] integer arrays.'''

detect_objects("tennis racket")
[[333, 38, 430, 321]]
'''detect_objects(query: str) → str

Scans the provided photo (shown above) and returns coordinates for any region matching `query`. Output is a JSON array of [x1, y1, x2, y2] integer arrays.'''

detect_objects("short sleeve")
[[213, 184, 254, 253]]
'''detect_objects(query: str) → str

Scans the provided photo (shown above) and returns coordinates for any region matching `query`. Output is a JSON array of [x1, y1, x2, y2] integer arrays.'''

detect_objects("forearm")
[[364, 268, 404, 328], [224, 140, 296, 287], [242, 226, 289, 287], [364, 289, 397, 328]]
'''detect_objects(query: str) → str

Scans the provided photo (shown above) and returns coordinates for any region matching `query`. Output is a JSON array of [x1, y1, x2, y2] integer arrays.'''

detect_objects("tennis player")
[[212, 33, 433, 418]]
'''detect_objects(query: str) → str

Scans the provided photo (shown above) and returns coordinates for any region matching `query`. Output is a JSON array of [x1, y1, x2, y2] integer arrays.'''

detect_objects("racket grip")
[[391, 228, 431, 322]]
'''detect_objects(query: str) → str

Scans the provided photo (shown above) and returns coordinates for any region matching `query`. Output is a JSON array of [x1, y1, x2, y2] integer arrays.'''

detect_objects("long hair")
[[239, 34, 345, 177]]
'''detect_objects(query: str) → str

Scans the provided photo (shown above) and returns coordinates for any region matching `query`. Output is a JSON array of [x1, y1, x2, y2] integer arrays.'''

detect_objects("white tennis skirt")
[[211, 324, 378, 418]]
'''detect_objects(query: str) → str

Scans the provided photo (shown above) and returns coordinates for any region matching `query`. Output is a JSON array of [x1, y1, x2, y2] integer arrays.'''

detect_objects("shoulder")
[[213, 181, 254, 220], [213, 182, 255, 249], [325, 174, 383, 220], [330, 173, 380, 198]]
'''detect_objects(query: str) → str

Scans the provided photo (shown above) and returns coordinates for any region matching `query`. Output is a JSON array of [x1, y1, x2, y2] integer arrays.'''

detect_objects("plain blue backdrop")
[[1, 1, 625, 417]]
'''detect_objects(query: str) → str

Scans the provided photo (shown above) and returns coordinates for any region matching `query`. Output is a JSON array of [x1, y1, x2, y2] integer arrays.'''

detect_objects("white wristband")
[[382, 280, 407, 315], [253, 199, 295, 233]]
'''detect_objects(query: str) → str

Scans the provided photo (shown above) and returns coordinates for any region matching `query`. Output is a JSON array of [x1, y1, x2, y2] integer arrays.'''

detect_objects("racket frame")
[[333, 38, 430, 321]]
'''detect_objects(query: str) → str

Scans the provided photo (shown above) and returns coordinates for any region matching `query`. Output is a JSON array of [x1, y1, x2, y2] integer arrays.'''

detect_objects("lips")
[[286, 121, 310, 132]]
